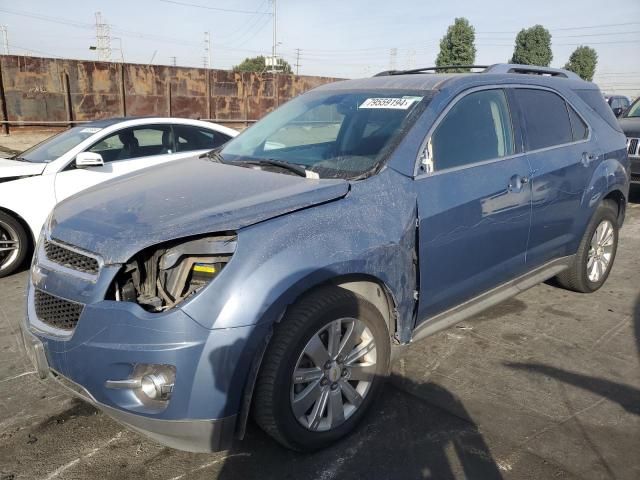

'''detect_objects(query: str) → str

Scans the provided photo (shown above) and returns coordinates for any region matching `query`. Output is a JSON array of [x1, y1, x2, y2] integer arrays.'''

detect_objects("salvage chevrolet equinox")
[[22, 64, 630, 453]]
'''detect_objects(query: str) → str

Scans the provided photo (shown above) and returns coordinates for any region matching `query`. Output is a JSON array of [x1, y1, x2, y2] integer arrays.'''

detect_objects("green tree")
[[233, 55, 292, 74], [564, 46, 598, 81], [435, 18, 476, 72], [510, 25, 553, 66]]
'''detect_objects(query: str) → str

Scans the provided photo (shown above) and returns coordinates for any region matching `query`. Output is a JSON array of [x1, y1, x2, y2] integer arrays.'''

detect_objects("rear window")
[[514, 89, 573, 151], [575, 89, 623, 133]]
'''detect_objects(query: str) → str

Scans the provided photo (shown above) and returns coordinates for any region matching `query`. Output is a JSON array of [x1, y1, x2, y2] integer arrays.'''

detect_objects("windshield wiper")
[[201, 148, 225, 163], [240, 159, 309, 177], [9, 156, 28, 162]]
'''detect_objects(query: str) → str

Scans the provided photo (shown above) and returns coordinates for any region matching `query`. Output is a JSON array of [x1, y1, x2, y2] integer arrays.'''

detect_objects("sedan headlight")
[[108, 234, 236, 311]]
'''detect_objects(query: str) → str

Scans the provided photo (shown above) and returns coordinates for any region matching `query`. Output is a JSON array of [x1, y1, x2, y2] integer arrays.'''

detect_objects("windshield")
[[625, 99, 640, 118], [15, 126, 101, 163], [220, 90, 428, 179]]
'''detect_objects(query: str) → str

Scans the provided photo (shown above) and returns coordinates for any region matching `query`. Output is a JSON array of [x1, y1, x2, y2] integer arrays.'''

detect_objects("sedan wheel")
[[0, 220, 21, 272]]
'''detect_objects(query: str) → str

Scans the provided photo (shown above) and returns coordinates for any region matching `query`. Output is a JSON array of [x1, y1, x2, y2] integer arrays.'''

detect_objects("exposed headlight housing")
[[108, 234, 236, 311]]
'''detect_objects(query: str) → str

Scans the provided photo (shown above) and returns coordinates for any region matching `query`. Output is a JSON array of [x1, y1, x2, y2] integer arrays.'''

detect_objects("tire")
[[556, 200, 619, 293], [253, 285, 390, 452], [0, 211, 29, 278]]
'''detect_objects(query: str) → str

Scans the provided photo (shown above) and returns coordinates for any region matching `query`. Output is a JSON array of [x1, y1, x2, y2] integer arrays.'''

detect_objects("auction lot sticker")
[[359, 97, 419, 109]]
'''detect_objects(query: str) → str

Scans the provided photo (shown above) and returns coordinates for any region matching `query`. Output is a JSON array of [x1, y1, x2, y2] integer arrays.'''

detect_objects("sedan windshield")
[[220, 90, 428, 179], [15, 126, 101, 163], [625, 99, 640, 118]]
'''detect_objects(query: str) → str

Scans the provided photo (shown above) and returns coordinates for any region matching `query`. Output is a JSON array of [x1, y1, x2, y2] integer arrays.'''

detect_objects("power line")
[[158, 0, 272, 15]]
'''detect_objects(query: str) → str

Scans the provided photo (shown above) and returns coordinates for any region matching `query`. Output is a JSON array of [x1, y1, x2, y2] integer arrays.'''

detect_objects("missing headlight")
[[107, 234, 236, 312]]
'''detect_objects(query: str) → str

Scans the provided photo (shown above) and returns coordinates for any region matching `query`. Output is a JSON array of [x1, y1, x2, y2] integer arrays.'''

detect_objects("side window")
[[431, 89, 514, 171], [514, 89, 573, 151], [174, 125, 231, 152], [88, 125, 173, 162], [567, 105, 588, 141]]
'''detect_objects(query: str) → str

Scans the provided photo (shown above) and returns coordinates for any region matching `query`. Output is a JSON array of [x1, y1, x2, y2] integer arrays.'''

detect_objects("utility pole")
[[389, 48, 397, 71], [294, 48, 301, 75], [204, 31, 211, 69], [269, 0, 278, 73], [0, 26, 8, 55], [170, 56, 177, 67], [94, 12, 111, 61]]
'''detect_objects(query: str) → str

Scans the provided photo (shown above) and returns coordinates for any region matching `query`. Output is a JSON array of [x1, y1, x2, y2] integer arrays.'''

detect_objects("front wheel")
[[0, 211, 29, 278], [556, 200, 619, 293], [253, 286, 390, 451]]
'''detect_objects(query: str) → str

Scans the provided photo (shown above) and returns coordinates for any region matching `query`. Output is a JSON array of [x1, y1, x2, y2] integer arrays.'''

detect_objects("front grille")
[[44, 240, 99, 275], [631, 173, 640, 182], [34, 289, 84, 331], [628, 138, 639, 157]]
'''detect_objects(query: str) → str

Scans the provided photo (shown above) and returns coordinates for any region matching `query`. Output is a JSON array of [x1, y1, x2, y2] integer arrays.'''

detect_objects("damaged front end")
[[107, 234, 237, 312]]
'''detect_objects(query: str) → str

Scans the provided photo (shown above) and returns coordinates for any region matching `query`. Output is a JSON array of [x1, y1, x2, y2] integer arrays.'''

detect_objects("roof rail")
[[374, 65, 489, 76], [483, 63, 581, 80]]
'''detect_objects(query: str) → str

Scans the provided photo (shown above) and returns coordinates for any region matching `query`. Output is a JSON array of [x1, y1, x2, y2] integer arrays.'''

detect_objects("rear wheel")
[[253, 286, 390, 451], [556, 201, 619, 293], [0, 211, 29, 278]]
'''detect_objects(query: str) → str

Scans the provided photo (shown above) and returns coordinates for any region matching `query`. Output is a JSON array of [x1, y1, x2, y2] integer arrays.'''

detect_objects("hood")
[[619, 117, 640, 138], [50, 156, 349, 264], [0, 158, 46, 179]]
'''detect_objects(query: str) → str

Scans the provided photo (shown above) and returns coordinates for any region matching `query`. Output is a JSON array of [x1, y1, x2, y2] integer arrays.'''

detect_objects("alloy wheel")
[[587, 219, 615, 282], [290, 317, 377, 432], [0, 220, 20, 272]]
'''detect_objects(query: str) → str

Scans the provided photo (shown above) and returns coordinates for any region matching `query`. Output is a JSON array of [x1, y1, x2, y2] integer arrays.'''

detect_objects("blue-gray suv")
[[22, 64, 630, 453]]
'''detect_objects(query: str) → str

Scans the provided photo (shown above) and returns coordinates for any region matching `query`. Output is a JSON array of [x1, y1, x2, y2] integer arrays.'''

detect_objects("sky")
[[1, 0, 639, 97]]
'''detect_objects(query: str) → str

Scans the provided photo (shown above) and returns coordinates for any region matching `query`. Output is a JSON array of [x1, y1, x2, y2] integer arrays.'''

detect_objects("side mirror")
[[612, 107, 624, 117], [75, 152, 104, 168]]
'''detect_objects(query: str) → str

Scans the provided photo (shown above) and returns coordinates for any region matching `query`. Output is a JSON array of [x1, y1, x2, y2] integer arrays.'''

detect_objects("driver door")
[[54, 124, 189, 203]]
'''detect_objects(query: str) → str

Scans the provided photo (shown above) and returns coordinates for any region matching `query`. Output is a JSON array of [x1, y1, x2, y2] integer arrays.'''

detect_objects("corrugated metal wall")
[[0, 55, 341, 133]]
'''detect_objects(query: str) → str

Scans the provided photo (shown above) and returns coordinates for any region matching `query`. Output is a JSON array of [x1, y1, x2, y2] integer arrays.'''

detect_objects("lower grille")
[[34, 289, 84, 331], [631, 173, 640, 182]]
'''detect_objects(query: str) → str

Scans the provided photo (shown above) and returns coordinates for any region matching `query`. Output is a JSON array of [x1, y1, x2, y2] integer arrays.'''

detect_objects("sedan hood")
[[619, 117, 640, 138], [0, 158, 46, 178], [50, 156, 349, 264]]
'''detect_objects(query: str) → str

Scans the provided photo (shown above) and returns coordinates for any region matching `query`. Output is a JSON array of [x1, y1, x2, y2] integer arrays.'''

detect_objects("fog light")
[[140, 373, 174, 400]]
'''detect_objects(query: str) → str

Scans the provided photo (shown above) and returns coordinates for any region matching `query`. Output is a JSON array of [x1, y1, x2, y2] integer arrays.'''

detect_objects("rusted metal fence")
[[0, 55, 341, 134]]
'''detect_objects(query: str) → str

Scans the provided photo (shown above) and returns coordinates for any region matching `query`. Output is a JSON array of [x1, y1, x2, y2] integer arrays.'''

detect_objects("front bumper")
[[22, 324, 236, 451], [23, 281, 270, 452]]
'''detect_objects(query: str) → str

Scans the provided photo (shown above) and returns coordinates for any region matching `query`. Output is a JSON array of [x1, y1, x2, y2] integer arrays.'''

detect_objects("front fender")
[[181, 168, 418, 341]]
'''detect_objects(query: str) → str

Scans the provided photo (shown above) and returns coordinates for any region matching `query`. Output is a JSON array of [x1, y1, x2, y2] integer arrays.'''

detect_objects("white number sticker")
[[359, 97, 418, 109]]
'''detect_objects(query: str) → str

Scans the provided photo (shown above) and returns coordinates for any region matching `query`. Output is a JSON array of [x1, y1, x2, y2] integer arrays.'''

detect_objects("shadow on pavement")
[[506, 293, 640, 417], [214, 374, 503, 480]]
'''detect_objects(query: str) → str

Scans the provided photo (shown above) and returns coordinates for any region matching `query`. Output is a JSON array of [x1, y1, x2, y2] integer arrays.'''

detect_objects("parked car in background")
[[22, 64, 628, 453], [605, 94, 631, 117], [619, 96, 640, 184], [0, 118, 237, 277]]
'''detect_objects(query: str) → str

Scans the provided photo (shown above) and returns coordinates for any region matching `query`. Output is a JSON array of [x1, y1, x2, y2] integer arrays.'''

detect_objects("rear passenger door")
[[511, 88, 596, 268], [415, 88, 532, 322], [173, 125, 232, 155]]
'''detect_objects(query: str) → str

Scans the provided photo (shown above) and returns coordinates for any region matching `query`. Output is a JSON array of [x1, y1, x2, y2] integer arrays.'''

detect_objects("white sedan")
[[0, 117, 237, 277]]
